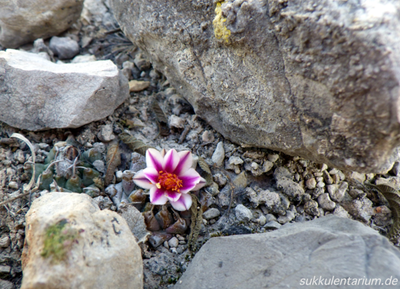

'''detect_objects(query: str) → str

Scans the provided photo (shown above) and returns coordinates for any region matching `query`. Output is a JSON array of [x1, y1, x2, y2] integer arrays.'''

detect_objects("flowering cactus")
[[133, 148, 206, 211]]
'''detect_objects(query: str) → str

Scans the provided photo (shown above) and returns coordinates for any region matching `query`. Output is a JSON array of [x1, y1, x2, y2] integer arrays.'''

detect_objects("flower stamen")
[[156, 171, 183, 192]]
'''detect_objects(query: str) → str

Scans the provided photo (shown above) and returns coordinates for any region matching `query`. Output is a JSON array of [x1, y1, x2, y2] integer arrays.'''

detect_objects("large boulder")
[[0, 49, 128, 131], [110, 0, 400, 173], [175, 215, 400, 289], [0, 0, 84, 48], [21, 192, 143, 289]]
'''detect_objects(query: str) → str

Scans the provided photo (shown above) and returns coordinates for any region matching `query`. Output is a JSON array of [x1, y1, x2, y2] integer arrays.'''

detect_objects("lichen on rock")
[[213, 2, 231, 43]]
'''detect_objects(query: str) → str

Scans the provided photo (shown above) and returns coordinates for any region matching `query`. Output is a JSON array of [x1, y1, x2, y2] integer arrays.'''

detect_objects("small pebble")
[[97, 124, 116, 142], [267, 154, 279, 163], [8, 181, 18, 190], [228, 156, 244, 165], [49, 36, 80, 59], [235, 204, 253, 222], [169, 115, 186, 129], [306, 178, 317, 189], [129, 80, 150, 92], [277, 210, 295, 224], [168, 237, 179, 248], [92, 160, 105, 174], [0, 235, 10, 248], [265, 214, 277, 223], [318, 193, 336, 211], [256, 215, 267, 225], [201, 131, 215, 143], [203, 208, 221, 220], [163, 241, 169, 249], [304, 200, 320, 216], [213, 173, 227, 187], [211, 142, 225, 167], [263, 220, 281, 230]]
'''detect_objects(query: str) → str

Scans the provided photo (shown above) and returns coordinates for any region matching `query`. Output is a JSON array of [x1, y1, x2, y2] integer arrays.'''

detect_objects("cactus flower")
[[133, 148, 206, 211]]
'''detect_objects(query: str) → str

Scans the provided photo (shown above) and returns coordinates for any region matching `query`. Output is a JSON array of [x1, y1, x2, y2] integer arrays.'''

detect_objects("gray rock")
[[304, 200, 320, 217], [318, 193, 336, 211], [111, 0, 400, 173], [263, 220, 281, 230], [168, 237, 179, 248], [0, 49, 128, 131], [212, 142, 225, 167], [203, 208, 221, 220], [342, 197, 374, 222], [277, 210, 295, 224], [305, 177, 317, 190], [0, 0, 83, 48], [276, 178, 305, 198], [246, 187, 280, 209], [97, 124, 116, 142], [175, 216, 400, 289], [273, 167, 293, 181], [0, 280, 14, 289], [49, 36, 80, 60], [21, 192, 143, 289], [234, 204, 253, 222]]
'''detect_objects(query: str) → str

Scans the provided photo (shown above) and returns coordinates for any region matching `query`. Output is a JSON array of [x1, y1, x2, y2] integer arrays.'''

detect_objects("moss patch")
[[41, 219, 79, 263]]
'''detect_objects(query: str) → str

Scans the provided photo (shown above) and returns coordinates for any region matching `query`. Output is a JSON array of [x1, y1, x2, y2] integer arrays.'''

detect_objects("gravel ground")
[[0, 2, 398, 288]]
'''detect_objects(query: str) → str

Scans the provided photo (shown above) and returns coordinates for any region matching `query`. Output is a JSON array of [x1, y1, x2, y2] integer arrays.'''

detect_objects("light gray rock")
[[0, 49, 128, 131], [234, 204, 253, 222], [318, 193, 336, 211], [246, 187, 280, 209], [277, 210, 295, 224], [212, 142, 225, 167], [203, 208, 221, 220], [21, 192, 143, 289], [175, 216, 400, 289], [263, 220, 281, 230], [0, 0, 84, 48], [111, 0, 400, 173], [342, 197, 374, 222], [49, 36, 80, 60], [0, 280, 14, 289], [276, 178, 305, 198]]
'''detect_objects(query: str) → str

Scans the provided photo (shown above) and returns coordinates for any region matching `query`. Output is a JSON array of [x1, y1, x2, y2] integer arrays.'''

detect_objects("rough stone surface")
[[212, 142, 225, 167], [111, 0, 400, 173], [175, 216, 400, 289], [0, 49, 128, 131], [21, 192, 143, 289], [0, 0, 84, 48]]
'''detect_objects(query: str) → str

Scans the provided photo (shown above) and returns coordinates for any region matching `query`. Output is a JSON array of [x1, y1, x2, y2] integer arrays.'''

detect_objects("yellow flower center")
[[156, 171, 183, 192]]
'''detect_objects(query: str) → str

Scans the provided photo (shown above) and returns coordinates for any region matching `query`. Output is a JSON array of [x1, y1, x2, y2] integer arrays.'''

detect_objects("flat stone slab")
[[175, 215, 400, 289]]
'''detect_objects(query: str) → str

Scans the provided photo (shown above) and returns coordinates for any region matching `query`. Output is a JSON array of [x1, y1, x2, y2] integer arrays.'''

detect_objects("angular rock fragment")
[[0, 0, 84, 48], [21, 192, 143, 289], [0, 49, 128, 131], [111, 0, 400, 172], [176, 216, 400, 289]]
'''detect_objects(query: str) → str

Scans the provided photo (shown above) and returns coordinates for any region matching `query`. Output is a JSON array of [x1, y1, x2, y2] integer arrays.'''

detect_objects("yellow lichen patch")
[[213, 2, 231, 43]]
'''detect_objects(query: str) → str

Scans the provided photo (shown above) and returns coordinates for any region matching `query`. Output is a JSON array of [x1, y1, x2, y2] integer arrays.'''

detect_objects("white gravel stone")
[[169, 115, 186, 129], [318, 193, 336, 211], [168, 237, 179, 248], [8, 181, 18, 190], [277, 210, 295, 224], [228, 156, 244, 165], [235, 204, 253, 222], [203, 208, 221, 220], [306, 178, 317, 189], [211, 142, 225, 167]]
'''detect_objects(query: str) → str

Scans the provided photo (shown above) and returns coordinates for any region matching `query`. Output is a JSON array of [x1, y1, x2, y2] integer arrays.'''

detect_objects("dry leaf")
[[105, 140, 121, 186], [119, 132, 152, 156], [188, 194, 203, 251], [150, 99, 169, 137], [198, 157, 213, 186]]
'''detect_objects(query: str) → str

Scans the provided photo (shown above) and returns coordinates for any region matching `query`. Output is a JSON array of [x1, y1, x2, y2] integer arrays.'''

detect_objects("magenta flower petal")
[[192, 177, 207, 191], [180, 168, 201, 190], [163, 149, 179, 173], [165, 190, 181, 202], [174, 151, 193, 175], [146, 148, 164, 172], [133, 170, 154, 189], [150, 187, 168, 205], [169, 193, 193, 211], [143, 167, 159, 183]]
